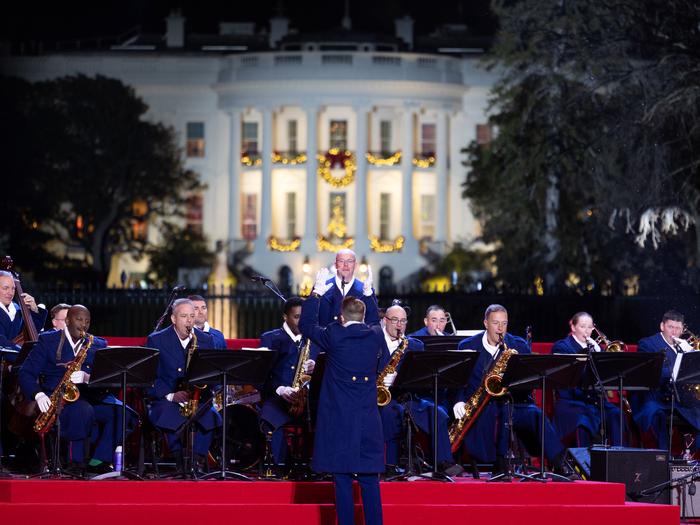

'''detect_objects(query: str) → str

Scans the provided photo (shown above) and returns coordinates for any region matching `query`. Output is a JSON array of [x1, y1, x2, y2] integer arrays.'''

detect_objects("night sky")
[[3, 0, 498, 44]]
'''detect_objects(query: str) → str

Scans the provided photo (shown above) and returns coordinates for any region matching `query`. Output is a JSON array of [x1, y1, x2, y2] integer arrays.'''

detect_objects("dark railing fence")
[[32, 284, 700, 342]]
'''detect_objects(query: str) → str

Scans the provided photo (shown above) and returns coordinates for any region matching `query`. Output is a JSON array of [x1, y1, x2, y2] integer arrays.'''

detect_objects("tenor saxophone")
[[179, 329, 201, 417], [34, 332, 94, 435], [288, 338, 312, 416], [376, 332, 408, 407], [448, 337, 517, 453]]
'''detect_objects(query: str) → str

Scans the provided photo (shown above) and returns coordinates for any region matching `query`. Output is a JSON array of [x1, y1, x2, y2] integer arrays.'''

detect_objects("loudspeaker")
[[566, 447, 591, 480], [590, 447, 669, 503], [670, 465, 700, 518]]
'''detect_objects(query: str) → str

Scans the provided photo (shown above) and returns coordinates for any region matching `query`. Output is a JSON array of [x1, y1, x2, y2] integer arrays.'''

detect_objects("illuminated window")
[[420, 123, 436, 156], [132, 200, 149, 241], [186, 194, 204, 234], [241, 193, 258, 240], [286, 192, 297, 239], [476, 123, 492, 146], [242, 122, 259, 154], [288, 120, 298, 154], [419, 194, 436, 240], [379, 193, 391, 241], [329, 120, 347, 150], [380, 120, 392, 155], [186, 122, 205, 157]]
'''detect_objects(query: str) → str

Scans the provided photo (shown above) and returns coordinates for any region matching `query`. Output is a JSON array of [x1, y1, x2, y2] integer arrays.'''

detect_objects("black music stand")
[[0, 347, 19, 476], [585, 352, 664, 447], [188, 348, 277, 481], [388, 350, 478, 482], [412, 336, 466, 352], [670, 351, 700, 457], [500, 353, 587, 482], [88, 346, 159, 480]]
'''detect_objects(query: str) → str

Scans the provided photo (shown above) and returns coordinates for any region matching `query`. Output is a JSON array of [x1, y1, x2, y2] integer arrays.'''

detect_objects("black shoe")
[[438, 461, 464, 477], [88, 462, 114, 475], [491, 456, 507, 477], [384, 464, 405, 477]]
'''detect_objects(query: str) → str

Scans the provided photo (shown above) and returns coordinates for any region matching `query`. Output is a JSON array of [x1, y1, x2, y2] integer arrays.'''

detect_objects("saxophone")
[[288, 338, 312, 416], [34, 332, 94, 435], [448, 336, 517, 453], [376, 332, 408, 407], [179, 329, 200, 417]]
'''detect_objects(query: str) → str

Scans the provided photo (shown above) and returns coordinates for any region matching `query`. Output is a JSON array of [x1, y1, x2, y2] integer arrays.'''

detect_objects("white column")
[[354, 105, 370, 256], [400, 107, 415, 240], [255, 108, 273, 251], [303, 106, 318, 252], [228, 108, 242, 242], [435, 109, 449, 242]]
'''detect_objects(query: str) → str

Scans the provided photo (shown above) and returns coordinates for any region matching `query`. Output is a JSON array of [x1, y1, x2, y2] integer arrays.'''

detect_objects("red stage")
[[0, 478, 678, 525]]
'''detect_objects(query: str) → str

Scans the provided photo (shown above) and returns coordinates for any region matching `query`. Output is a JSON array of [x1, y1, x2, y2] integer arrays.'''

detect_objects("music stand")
[[0, 347, 19, 476], [412, 336, 466, 353], [585, 352, 664, 447], [188, 348, 277, 481], [670, 351, 700, 456], [389, 350, 478, 482], [87, 346, 159, 480], [500, 353, 587, 482]]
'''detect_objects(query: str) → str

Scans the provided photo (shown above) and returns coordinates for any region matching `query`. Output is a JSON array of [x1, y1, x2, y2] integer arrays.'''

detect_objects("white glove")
[[35, 392, 51, 413], [276, 386, 299, 402], [313, 268, 333, 296], [382, 372, 397, 388], [674, 337, 694, 353], [303, 359, 315, 374], [70, 371, 88, 384], [453, 401, 466, 419], [362, 266, 374, 297], [585, 337, 602, 352]]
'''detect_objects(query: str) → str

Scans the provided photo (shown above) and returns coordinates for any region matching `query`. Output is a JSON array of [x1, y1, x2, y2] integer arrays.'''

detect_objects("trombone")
[[591, 325, 627, 353], [681, 325, 700, 351], [444, 311, 457, 335]]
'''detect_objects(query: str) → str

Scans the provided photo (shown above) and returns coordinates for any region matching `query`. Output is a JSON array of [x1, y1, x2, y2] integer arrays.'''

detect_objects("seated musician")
[[552, 312, 623, 446], [0, 270, 47, 356], [146, 298, 221, 473], [49, 303, 71, 331], [259, 296, 319, 465], [408, 305, 448, 337], [380, 303, 462, 476], [18, 304, 134, 474], [453, 304, 571, 476], [188, 294, 227, 349], [632, 309, 699, 452]]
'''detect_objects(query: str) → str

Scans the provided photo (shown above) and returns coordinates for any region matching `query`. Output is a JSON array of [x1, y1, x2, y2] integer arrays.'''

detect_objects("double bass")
[[1, 256, 40, 346]]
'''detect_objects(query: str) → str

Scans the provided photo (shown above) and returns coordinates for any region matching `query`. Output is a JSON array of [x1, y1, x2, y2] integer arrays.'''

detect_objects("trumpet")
[[591, 325, 627, 352], [681, 326, 700, 351]]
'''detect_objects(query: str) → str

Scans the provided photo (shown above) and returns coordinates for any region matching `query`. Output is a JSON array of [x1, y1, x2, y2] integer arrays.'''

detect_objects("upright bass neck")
[[1, 255, 39, 343]]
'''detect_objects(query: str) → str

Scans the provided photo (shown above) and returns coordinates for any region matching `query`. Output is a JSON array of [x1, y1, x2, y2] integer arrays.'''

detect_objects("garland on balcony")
[[267, 236, 301, 252], [317, 236, 355, 252], [366, 151, 402, 166], [412, 154, 435, 168], [317, 148, 356, 187], [241, 151, 262, 167], [272, 151, 307, 165], [369, 235, 405, 253]]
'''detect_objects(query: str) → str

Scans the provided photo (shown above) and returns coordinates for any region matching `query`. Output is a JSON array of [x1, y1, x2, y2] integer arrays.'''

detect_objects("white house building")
[[2, 11, 499, 292]]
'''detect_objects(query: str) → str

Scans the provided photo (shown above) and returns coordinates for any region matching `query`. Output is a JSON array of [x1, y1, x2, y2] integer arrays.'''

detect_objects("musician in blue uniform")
[[0, 270, 47, 355], [259, 296, 320, 465], [453, 304, 570, 476], [189, 295, 227, 349], [146, 298, 220, 473], [318, 249, 379, 327], [379, 304, 461, 476], [552, 312, 624, 446], [633, 310, 699, 452], [300, 268, 384, 525], [408, 305, 448, 337], [19, 305, 133, 473]]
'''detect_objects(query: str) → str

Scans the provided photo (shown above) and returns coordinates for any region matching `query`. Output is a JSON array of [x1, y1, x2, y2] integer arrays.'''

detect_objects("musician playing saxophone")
[[379, 304, 462, 477], [259, 296, 319, 465], [146, 298, 220, 474], [453, 304, 571, 477], [19, 305, 134, 474]]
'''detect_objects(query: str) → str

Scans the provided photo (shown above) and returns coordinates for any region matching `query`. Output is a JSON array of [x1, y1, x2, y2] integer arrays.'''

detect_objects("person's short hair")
[[569, 311, 592, 327], [50, 303, 71, 319], [0, 270, 13, 280], [425, 304, 446, 317], [172, 298, 193, 313], [662, 310, 684, 324], [341, 297, 365, 322], [187, 294, 206, 303], [484, 304, 507, 320], [284, 296, 304, 315]]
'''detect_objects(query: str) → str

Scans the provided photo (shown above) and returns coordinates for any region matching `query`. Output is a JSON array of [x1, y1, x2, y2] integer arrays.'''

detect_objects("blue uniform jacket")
[[300, 294, 384, 474], [551, 335, 595, 402], [407, 327, 434, 337], [260, 328, 320, 397], [318, 278, 379, 327], [0, 303, 47, 353], [205, 326, 227, 349]]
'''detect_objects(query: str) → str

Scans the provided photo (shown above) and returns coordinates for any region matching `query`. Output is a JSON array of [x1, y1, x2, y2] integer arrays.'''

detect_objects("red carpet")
[[0, 478, 678, 525]]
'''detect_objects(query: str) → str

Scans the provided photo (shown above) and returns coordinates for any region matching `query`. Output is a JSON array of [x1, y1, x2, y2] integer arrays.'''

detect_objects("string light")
[[267, 236, 301, 252], [369, 235, 405, 253]]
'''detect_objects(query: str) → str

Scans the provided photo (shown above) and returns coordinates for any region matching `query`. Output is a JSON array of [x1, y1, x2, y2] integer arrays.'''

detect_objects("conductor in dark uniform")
[[300, 267, 384, 525], [146, 298, 220, 472]]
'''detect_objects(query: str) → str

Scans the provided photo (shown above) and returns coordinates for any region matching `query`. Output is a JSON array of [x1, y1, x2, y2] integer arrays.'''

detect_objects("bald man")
[[19, 305, 134, 474]]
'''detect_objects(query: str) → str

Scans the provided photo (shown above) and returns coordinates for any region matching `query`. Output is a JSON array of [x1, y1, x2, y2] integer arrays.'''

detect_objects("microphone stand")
[[251, 275, 286, 302], [153, 285, 185, 332], [669, 343, 684, 459]]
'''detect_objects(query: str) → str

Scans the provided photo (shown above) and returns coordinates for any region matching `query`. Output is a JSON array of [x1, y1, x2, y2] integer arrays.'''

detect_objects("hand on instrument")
[[382, 372, 397, 388], [20, 292, 39, 313], [362, 266, 374, 297], [303, 359, 315, 374], [35, 392, 51, 413], [276, 386, 299, 402], [70, 371, 88, 384], [453, 401, 466, 419], [171, 391, 190, 404], [313, 268, 333, 296]]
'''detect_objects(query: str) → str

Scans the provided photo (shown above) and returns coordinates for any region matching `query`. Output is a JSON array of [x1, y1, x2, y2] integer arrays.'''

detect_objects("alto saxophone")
[[34, 332, 94, 435], [376, 332, 408, 407], [448, 336, 517, 453], [179, 329, 201, 417], [288, 338, 312, 416]]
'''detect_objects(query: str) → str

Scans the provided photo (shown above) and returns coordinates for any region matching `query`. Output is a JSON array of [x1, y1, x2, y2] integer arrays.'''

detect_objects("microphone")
[[173, 285, 186, 292], [251, 274, 271, 283]]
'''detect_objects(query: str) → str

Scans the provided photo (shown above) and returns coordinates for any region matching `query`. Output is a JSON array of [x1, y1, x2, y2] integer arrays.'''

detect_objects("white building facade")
[[3, 16, 498, 291]]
